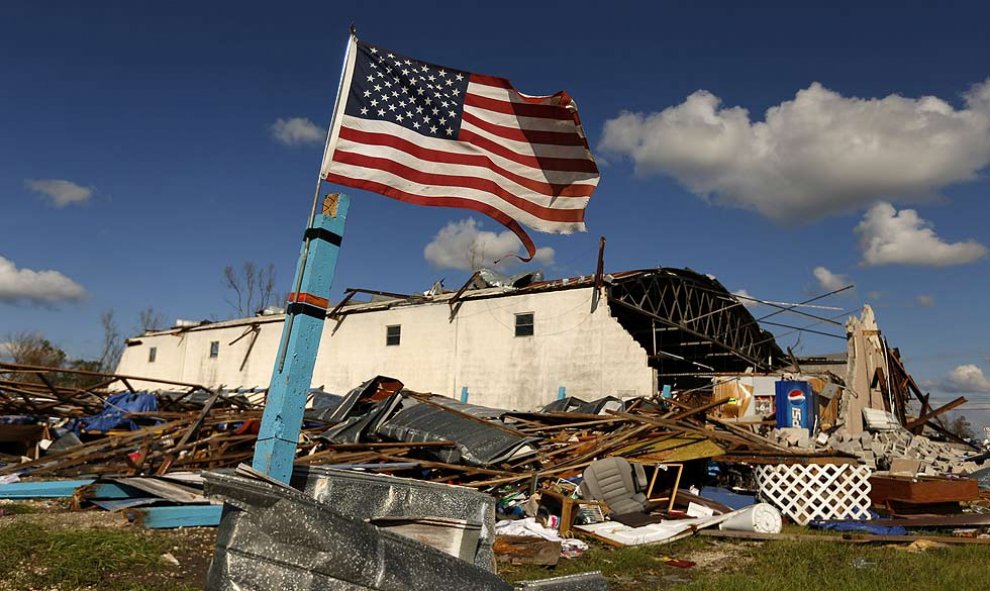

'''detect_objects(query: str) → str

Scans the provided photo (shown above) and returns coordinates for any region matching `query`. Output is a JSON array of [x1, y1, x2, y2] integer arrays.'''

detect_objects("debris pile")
[[825, 426, 980, 475]]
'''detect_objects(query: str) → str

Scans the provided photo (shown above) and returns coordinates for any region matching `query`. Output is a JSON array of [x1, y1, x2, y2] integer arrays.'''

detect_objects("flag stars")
[[352, 46, 467, 139]]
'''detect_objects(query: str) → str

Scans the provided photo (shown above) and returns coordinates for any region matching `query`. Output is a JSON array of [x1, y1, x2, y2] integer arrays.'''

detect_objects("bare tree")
[[98, 310, 124, 373], [223, 261, 278, 318], [138, 306, 166, 333], [3, 331, 67, 368]]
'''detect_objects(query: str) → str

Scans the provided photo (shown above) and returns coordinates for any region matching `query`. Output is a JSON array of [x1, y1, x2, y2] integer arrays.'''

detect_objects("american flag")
[[320, 38, 600, 260]]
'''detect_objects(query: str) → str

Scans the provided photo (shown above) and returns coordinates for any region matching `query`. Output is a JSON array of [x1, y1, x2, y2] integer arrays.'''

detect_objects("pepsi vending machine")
[[775, 380, 816, 432]]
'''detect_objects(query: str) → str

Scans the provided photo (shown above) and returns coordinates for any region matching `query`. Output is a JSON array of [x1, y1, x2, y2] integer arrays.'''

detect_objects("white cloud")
[[855, 202, 987, 266], [0, 256, 87, 305], [731, 289, 759, 308], [813, 266, 850, 292], [424, 218, 554, 271], [24, 179, 93, 207], [270, 117, 323, 146], [600, 80, 990, 221], [940, 364, 990, 393], [916, 294, 935, 307]]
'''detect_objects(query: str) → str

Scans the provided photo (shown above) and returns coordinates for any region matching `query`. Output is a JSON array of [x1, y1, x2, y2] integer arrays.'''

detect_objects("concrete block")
[[889, 458, 922, 476]]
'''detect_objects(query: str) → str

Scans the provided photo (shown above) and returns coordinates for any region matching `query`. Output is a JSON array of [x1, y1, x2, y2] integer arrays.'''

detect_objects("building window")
[[515, 313, 534, 337], [148, 347, 157, 363], [386, 325, 401, 346], [209, 341, 220, 358]]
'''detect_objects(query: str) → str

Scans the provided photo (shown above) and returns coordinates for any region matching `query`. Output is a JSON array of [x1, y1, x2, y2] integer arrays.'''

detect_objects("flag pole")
[[252, 29, 358, 482], [276, 27, 358, 372]]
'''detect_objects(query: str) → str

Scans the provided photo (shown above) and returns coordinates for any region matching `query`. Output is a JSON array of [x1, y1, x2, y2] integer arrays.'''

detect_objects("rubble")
[[818, 418, 979, 476]]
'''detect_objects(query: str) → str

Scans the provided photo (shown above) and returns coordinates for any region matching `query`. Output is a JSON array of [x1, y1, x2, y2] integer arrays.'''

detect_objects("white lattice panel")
[[756, 464, 872, 525]]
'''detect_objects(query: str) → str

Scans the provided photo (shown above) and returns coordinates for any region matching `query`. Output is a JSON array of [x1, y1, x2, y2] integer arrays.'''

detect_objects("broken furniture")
[[631, 461, 683, 512], [869, 473, 980, 515], [538, 489, 606, 538], [580, 457, 650, 516]]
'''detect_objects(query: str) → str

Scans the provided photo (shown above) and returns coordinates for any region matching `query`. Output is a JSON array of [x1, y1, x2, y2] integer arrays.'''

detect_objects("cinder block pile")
[[770, 422, 981, 475], [824, 428, 980, 475]]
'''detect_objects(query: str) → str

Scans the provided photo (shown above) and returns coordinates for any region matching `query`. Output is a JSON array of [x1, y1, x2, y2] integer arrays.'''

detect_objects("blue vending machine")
[[775, 380, 816, 432]]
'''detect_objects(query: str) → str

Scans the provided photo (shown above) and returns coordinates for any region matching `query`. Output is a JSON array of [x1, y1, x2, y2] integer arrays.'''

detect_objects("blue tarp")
[[698, 486, 758, 510], [75, 392, 159, 433], [810, 520, 908, 536]]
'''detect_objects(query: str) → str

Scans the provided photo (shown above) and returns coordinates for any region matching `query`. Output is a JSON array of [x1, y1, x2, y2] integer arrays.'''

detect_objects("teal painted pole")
[[557, 386, 566, 400], [252, 193, 349, 483], [460, 386, 469, 403]]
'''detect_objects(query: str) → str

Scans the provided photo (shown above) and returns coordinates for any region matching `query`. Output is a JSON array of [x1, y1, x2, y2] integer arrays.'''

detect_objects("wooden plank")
[[493, 535, 561, 566], [125, 504, 222, 529], [699, 529, 990, 545], [0, 478, 94, 498], [905, 396, 967, 431], [869, 475, 980, 505]]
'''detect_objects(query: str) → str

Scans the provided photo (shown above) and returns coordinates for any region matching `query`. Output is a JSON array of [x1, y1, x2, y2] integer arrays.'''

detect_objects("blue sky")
[[2, 1, 989, 423]]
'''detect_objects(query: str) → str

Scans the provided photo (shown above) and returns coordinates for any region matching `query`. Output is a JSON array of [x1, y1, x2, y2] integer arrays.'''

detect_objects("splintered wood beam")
[[905, 396, 967, 432]]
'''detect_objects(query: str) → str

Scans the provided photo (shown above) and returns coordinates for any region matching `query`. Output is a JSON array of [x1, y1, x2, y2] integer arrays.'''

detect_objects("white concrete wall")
[[115, 287, 653, 410]]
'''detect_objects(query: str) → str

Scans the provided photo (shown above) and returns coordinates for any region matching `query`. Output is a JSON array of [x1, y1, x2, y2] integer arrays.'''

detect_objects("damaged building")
[[116, 267, 785, 410]]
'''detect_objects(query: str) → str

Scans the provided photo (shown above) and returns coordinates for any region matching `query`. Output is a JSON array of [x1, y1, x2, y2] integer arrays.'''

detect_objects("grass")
[[0, 502, 42, 515], [500, 536, 990, 591], [0, 520, 201, 591]]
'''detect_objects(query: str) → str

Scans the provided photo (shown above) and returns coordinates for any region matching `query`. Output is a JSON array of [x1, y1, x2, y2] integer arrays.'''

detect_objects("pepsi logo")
[[787, 389, 805, 403]]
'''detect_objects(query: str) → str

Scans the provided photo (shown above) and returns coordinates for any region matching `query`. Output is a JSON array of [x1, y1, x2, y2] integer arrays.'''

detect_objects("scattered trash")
[[160, 552, 180, 566]]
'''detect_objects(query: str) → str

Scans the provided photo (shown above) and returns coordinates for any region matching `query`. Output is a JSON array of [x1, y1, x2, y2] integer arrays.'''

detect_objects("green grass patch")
[[0, 520, 199, 591], [0, 502, 42, 515], [500, 536, 990, 591]]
